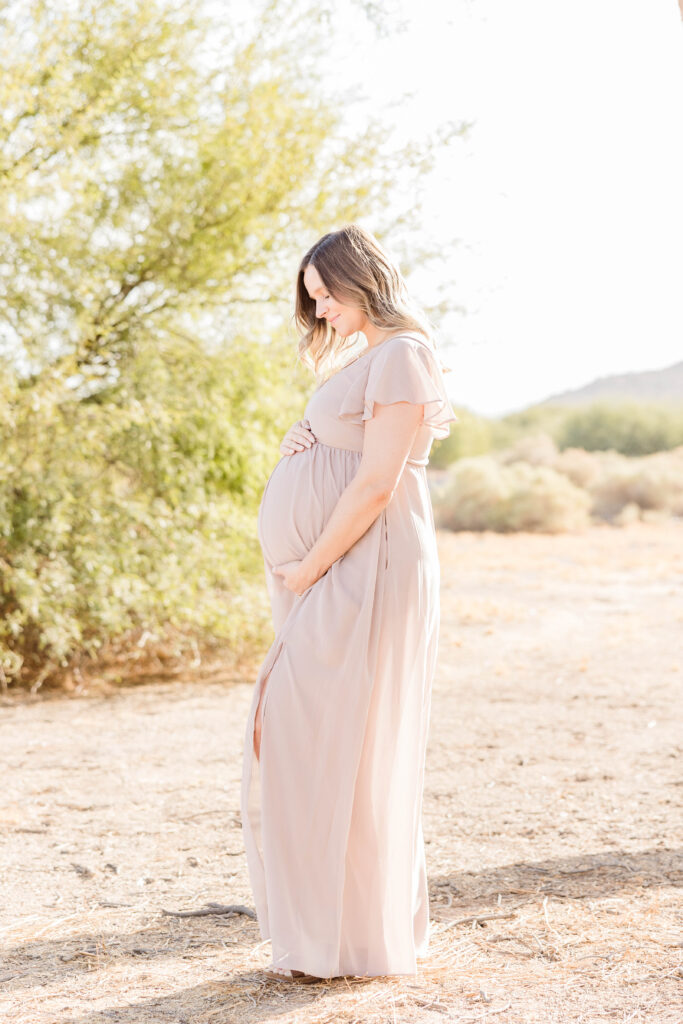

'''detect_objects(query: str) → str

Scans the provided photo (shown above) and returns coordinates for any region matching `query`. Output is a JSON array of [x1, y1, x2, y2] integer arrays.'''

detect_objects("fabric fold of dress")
[[240, 332, 458, 979]]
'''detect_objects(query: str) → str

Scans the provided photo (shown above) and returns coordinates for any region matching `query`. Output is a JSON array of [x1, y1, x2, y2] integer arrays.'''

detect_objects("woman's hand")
[[279, 418, 317, 456], [272, 559, 319, 596]]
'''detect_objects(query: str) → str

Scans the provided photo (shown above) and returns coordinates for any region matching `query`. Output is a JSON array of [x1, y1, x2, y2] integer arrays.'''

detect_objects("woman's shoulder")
[[378, 332, 452, 378], [374, 332, 442, 371], [377, 331, 435, 356]]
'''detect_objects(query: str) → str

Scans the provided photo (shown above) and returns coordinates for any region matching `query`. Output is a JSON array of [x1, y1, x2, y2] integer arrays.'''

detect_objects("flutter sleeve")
[[338, 336, 459, 439]]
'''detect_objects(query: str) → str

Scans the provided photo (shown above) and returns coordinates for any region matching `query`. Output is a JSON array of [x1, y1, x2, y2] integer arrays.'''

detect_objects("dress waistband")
[[314, 439, 427, 468]]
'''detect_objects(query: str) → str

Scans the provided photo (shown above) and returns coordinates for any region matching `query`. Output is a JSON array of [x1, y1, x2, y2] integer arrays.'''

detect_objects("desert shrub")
[[586, 447, 683, 520], [501, 463, 591, 532], [553, 446, 604, 490], [495, 432, 559, 468], [613, 502, 642, 526], [495, 442, 683, 523], [433, 457, 507, 531], [556, 401, 683, 456], [434, 403, 683, 531], [434, 456, 591, 533]]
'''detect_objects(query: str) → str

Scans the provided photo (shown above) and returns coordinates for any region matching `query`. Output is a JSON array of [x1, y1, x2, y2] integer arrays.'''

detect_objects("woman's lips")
[[330, 314, 340, 325]]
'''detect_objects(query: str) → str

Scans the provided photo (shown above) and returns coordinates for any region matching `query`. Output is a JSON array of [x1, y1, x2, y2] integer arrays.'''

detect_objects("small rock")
[[71, 863, 93, 878]]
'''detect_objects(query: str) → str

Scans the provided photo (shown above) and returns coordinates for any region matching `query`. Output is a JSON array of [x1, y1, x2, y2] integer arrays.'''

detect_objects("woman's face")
[[303, 263, 366, 338]]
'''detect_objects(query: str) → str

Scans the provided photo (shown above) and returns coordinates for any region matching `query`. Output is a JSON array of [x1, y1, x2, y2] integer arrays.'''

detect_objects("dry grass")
[[1, 520, 681, 1023]]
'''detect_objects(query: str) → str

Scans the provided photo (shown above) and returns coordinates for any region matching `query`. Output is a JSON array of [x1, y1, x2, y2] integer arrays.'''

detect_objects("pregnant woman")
[[240, 223, 458, 983]]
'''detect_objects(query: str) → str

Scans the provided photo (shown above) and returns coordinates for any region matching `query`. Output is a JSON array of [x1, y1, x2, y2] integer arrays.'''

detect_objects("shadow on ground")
[[430, 845, 681, 919], [2, 847, 679, 1024]]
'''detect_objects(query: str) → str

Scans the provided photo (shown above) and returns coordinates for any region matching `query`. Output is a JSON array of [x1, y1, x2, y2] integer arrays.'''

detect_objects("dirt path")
[[1, 521, 681, 1023]]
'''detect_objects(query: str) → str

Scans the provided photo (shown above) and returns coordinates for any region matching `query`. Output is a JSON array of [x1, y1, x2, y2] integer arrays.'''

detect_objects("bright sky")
[[324, 0, 683, 416]]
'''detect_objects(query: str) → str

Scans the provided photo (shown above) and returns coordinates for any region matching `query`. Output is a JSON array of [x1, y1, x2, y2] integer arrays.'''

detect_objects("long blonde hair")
[[294, 224, 449, 383]]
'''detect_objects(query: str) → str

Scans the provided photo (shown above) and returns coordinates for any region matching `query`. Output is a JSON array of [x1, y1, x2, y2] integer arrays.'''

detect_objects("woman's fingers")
[[280, 439, 309, 455], [280, 420, 317, 455], [298, 419, 317, 443]]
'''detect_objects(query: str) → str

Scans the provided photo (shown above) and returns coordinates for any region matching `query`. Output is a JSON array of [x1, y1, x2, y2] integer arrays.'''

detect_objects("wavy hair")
[[294, 224, 449, 384]]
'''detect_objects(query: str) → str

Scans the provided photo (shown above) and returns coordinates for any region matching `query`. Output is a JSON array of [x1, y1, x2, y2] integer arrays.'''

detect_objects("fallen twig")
[[442, 903, 527, 930], [161, 902, 256, 920], [413, 998, 450, 1014]]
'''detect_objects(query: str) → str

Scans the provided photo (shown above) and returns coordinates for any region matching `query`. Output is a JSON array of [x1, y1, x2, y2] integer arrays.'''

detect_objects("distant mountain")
[[536, 360, 683, 407]]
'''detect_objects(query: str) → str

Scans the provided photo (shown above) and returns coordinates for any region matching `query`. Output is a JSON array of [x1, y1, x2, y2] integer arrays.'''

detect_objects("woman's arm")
[[274, 401, 423, 594]]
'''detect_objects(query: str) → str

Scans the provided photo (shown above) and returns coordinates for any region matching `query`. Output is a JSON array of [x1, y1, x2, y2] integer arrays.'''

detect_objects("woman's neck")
[[362, 324, 408, 348]]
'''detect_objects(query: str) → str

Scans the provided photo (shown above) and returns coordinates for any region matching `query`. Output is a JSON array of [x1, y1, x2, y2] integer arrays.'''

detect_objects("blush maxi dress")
[[240, 331, 458, 979]]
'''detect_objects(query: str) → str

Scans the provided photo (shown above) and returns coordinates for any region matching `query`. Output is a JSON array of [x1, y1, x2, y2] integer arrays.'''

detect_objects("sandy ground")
[[1, 520, 681, 1024]]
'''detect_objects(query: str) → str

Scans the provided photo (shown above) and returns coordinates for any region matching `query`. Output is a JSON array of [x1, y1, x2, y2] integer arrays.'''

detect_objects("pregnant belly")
[[257, 443, 361, 567]]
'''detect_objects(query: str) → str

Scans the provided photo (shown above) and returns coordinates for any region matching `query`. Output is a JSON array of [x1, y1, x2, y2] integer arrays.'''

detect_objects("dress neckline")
[[315, 332, 427, 391]]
